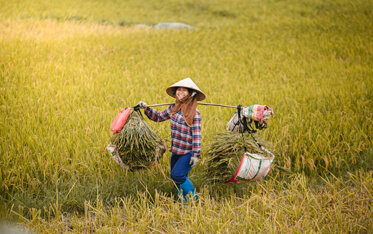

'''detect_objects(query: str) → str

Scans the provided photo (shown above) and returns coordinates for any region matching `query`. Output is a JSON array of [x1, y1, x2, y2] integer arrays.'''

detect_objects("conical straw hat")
[[166, 78, 206, 101]]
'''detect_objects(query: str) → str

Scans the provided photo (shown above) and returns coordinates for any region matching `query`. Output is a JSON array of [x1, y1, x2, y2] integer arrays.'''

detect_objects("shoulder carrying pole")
[[146, 102, 237, 108]]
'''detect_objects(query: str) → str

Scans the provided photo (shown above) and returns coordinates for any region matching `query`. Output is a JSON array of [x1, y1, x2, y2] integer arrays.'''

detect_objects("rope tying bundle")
[[236, 105, 263, 152]]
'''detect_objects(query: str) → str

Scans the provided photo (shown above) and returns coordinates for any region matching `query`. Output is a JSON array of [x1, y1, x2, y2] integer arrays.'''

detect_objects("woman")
[[137, 78, 205, 202]]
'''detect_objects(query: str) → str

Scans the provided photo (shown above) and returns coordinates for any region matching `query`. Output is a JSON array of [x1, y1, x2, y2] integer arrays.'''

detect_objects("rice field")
[[0, 0, 372, 232]]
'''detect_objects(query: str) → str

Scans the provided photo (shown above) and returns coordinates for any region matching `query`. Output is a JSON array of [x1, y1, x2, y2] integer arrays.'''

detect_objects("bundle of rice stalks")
[[110, 111, 167, 171], [204, 131, 272, 183]]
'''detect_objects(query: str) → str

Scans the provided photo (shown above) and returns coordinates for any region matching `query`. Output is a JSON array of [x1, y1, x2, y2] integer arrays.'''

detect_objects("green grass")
[[0, 0, 372, 232], [6, 172, 373, 233]]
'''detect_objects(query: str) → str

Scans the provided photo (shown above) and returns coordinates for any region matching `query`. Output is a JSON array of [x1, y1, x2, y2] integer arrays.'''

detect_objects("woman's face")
[[176, 87, 189, 99]]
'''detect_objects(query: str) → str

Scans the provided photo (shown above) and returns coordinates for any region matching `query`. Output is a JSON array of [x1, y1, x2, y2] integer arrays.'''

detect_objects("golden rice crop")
[[0, 0, 372, 232]]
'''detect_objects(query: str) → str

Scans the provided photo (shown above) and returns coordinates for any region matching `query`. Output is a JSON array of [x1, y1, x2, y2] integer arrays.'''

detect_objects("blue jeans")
[[170, 152, 192, 184]]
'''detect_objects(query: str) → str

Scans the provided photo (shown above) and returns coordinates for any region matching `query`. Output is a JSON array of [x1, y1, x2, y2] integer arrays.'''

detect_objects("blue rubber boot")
[[180, 178, 198, 202]]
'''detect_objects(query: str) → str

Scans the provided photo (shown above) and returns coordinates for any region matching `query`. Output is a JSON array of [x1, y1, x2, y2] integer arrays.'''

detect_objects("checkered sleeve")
[[191, 111, 202, 158], [144, 105, 171, 122]]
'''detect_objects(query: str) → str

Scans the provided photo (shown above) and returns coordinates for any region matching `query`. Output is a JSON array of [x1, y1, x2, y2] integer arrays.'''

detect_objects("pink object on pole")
[[110, 108, 132, 134]]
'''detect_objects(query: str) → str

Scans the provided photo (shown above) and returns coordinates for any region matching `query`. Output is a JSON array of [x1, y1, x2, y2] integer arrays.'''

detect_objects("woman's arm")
[[191, 111, 202, 158], [144, 105, 172, 122]]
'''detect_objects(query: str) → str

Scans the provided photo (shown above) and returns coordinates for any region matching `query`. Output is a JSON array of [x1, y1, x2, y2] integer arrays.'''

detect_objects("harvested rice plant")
[[110, 111, 167, 170], [0, 0, 372, 232], [204, 131, 273, 183]]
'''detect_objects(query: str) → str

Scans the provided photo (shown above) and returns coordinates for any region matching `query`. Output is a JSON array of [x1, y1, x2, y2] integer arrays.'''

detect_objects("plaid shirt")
[[144, 105, 201, 158]]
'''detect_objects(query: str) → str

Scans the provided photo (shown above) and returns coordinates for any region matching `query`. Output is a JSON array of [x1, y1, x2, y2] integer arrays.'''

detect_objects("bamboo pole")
[[146, 103, 237, 108]]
